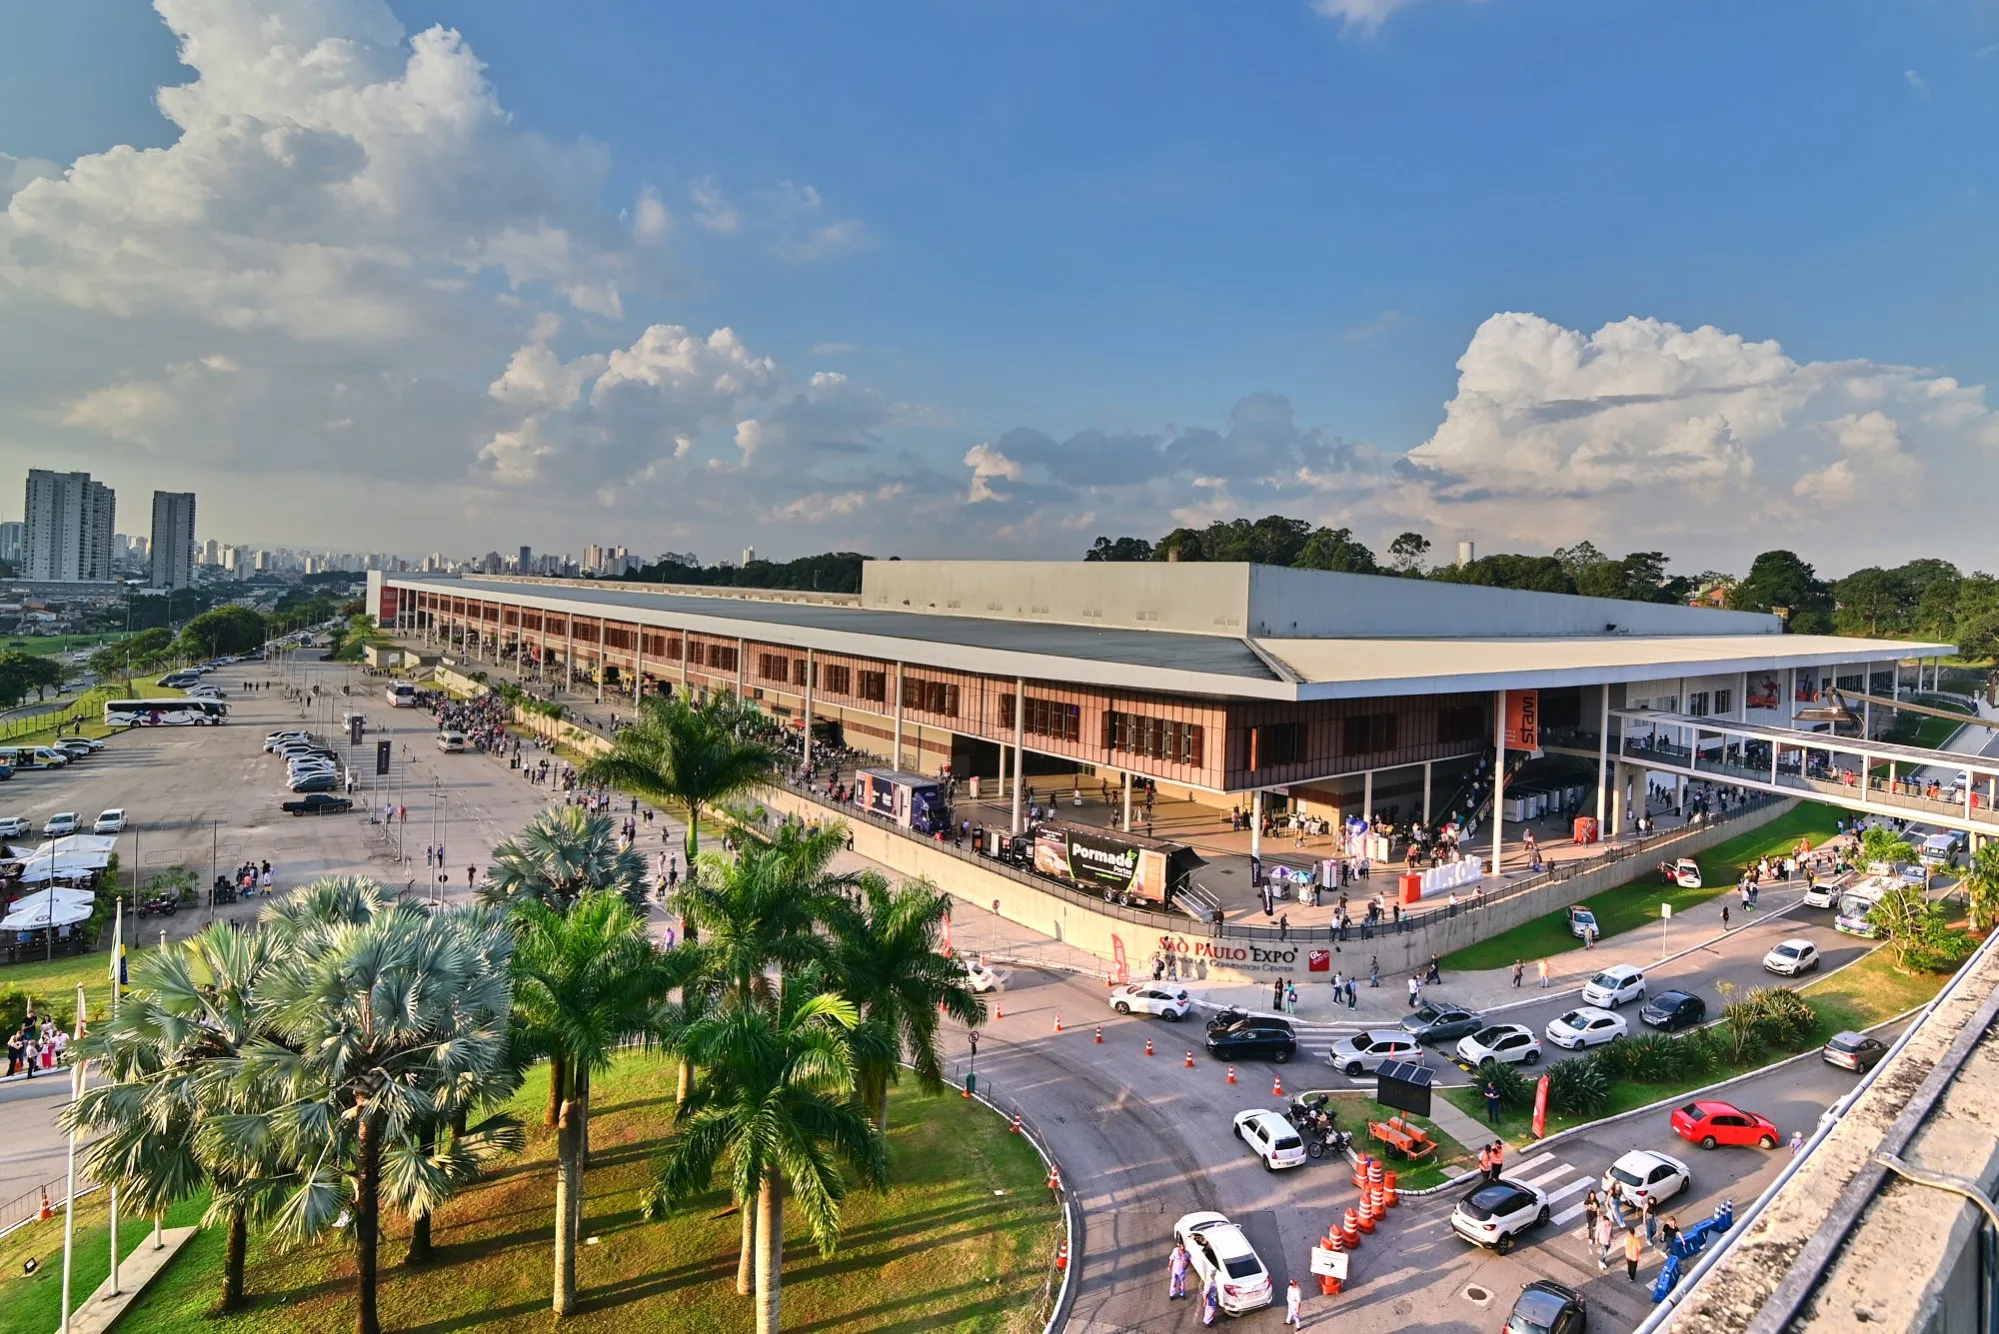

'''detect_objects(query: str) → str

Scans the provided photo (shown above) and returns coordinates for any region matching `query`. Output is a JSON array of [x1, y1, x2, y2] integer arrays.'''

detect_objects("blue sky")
[[2, 1, 1996, 572]]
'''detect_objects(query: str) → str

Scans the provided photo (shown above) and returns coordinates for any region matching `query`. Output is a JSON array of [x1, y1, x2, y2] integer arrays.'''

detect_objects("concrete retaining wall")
[[760, 785, 1798, 982]]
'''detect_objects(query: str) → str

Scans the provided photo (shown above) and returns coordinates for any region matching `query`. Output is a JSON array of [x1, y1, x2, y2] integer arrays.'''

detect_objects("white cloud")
[[631, 187, 672, 244], [964, 442, 1022, 503], [1309, 0, 1483, 33], [811, 341, 859, 357], [1905, 69, 1930, 97], [690, 176, 740, 233]]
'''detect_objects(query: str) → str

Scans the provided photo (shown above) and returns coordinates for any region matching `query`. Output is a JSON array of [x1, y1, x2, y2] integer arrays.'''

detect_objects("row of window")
[[1106, 712, 1206, 766], [998, 694, 1084, 743]]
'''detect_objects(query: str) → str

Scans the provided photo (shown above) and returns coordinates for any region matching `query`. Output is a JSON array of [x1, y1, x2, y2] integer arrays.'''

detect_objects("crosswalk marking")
[[1507, 1153, 1555, 1177], [1518, 1163, 1574, 1191]]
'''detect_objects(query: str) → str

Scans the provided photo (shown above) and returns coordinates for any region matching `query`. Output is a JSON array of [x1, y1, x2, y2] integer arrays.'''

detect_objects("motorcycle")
[[1286, 1091, 1335, 1130], [138, 894, 179, 918], [1206, 1005, 1250, 1034], [1305, 1127, 1353, 1161]]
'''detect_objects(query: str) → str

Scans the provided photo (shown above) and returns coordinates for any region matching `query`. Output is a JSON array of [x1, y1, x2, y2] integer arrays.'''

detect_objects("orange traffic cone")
[[1356, 1195, 1376, 1234], [994, 1002, 1003, 1019], [1272, 1073, 1284, 1098], [1342, 1207, 1361, 1247], [1226, 1064, 1237, 1085], [36, 1188, 52, 1222], [1055, 1239, 1069, 1270], [1053, 1014, 1062, 1034], [1094, 1026, 1103, 1044], [1184, 1049, 1195, 1067], [1322, 1232, 1345, 1295], [1144, 1037, 1154, 1056], [1384, 1170, 1399, 1207]]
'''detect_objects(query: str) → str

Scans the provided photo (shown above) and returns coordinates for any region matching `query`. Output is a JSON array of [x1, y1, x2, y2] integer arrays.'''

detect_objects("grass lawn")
[[1316, 1091, 1470, 1190], [0, 947, 133, 1029], [1440, 803, 1845, 971], [1, 634, 128, 658], [2, 1054, 1060, 1334], [1802, 945, 1957, 1025]]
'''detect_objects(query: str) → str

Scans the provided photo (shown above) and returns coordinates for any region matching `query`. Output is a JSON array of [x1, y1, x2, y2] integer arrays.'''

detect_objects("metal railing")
[[0, 1171, 98, 1240]]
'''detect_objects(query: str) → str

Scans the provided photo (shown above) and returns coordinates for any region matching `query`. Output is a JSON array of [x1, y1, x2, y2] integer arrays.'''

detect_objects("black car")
[[1205, 1017, 1297, 1064], [288, 775, 341, 794], [1639, 989, 1708, 1032], [1823, 1030, 1889, 1072], [1506, 1279, 1587, 1334], [282, 793, 354, 816], [1401, 1003, 1483, 1044]]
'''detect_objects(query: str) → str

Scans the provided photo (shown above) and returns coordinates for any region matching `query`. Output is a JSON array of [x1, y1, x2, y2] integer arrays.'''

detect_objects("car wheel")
[[1345, 1061, 1363, 1076], [1273, 1048, 1292, 1065], [1265, 1157, 1277, 1173], [1701, 1135, 1717, 1150], [1536, 1205, 1550, 1226], [1759, 1135, 1777, 1150], [1114, 1002, 1131, 1015], [1163, 1010, 1181, 1022], [1524, 1050, 1540, 1066], [1495, 1230, 1515, 1255]]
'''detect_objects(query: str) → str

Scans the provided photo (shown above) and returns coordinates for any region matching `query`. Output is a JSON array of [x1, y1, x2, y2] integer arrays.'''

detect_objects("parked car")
[[1232, 1108, 1307, 1171], [1545, 1007, 1627, 1051], [281, 794, 354, 816], [265, 730, 310, 751], [1822, 1030, 1889, 1073], [1172, 1211, 1273, 1315], [1638, 989, 1707, 1032], [42, 812, 81, 836], [0, 816, 29, 838], [436, 730, 468, 753], [1671, 1099, 1780, 1150], [1659, 858, 1703, 888], [960, 962, 1007, 993], [1401, 1003, 1483, 1045], [1581, 965, 1647, 1009], [1601, 1149, 1690, 1208], [92, 809, 127, 834], [1205, 1016, 1297, 1064], [1456, 1023, 1542, 1068], [1762, 938, 1821, 976], [1108, 983, 1191, 1021], [1327, 1029, 1424, 1076], [55, 739, 101, 759], [1450, 1177, 1550, 1254], [1505, 1279, 1588, 1334], [288, 774, 341, 794]]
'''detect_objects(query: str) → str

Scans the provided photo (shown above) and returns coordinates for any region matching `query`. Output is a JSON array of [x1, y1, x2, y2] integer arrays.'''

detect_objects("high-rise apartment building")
[[0, 521, 22, 567], [149, 490, 198, 590], [23, 469, 115, 581]]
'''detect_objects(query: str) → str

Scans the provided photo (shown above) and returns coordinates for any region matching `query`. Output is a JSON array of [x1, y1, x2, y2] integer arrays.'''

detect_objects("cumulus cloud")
[[690, 176, 740, 233], [1310, 0, 1483, 33]]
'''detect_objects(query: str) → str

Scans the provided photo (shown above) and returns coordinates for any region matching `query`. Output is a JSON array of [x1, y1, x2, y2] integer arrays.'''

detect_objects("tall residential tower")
[[149, 490, 198, 589], [23, 469, 115, 581]]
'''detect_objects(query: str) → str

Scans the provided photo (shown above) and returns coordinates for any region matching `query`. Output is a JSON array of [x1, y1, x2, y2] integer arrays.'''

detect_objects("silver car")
[[1328, 1028, 1425, 1076]]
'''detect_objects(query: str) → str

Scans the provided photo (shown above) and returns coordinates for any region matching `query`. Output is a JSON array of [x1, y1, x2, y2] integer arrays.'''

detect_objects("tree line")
[[68, 691, 982, 1334], [1082, 516, 1999, 658], [618, 551, 869, 595]]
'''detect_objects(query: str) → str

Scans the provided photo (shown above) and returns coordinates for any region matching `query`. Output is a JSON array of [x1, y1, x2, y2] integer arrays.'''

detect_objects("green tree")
[[682, 822, 853, 1003], [233, 884, 519, 1334], [1294, 525, 1378, 574], [509, 893, 670, 1316], [88, 627, 176, 679], [1431, 553, 1574, 594], [1731, 550, 1834, 632], [0, 651, 63, 704], [1960, 841, 1999, 933], [1083, 535, 1157, 562], [578, 692, 781, 870], [1859, 825, 1920, 871], [480, 806, 651, 914], [827, 874, 983, 1129], [64, 925, 290, 1311], [650, 977, 886, 1334], [1387, 531, 1432, 574], [175, 604, 268, 658], [1867, 885, 1947, 972]]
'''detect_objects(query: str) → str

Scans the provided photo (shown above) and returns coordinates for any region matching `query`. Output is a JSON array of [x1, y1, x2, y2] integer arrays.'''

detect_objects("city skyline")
[[3, 3, 1998, 572]]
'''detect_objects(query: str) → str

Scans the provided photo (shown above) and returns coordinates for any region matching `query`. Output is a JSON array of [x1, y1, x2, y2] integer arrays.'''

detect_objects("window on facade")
[[1001, 694, 1081, 743], [902, 678, 959, 717], [759, 652, 790, 682], [1715, 688, 1732, 715], [858, 670, 887, 703], [820, 664, 852, 696], [1437, 705, 1484, 745], [1687, 692, 1710, 718], [1102, 711, 1205, 766], [704, 644, 737, 672], [1251, 722, 1307, 770], [1341, 713, 1399, 755], [793, 658, 809, 687]]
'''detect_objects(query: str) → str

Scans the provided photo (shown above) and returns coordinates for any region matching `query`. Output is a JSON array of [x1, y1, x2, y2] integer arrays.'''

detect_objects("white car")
[[1450, 1176, 1551, 1254], [92, 809, 127, 834], [0, 816, 29, 838], [1581, 964, 1647, 1009], [42, 812, 81, 836], [960, 962, 1007, 994], [1601, 1149, 1691, 1208], [1233, 1108, 1307, 1171], [1456, 1023, 1543, 1068], [265, 730, 309, 751], [1172, 1211, 1274, 1314], [1327, 1028, 1425, 1076], [1762, 938, 1821, 976], [1545, 1006, 1628, 1051], [1108, 983, 1191, 1021]]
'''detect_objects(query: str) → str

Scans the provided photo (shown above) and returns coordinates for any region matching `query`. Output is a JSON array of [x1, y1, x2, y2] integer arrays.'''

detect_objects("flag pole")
[[108, 901, 122, 1296], [58, 982, 86, 1334]]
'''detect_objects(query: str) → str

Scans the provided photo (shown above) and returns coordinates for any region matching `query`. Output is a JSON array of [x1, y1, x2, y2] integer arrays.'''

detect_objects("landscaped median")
[[1440, 802, 1846, 972], [1, 1055, 1060, 1334]]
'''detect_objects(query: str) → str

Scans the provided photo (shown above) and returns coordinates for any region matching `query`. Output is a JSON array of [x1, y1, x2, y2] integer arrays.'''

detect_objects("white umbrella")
[[12, 859, 108, 883], [1, 899, 93, 931], [33, 835, 117, 858], [7, 887, 92, 909]]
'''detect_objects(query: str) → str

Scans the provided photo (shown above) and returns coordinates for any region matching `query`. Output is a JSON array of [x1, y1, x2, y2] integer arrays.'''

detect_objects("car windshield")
[[1654, 992, 1687, 1007], [1610, 1163, 1645, 1187], [1471, 1026, 1508, 1044], [1461, 1185, 1524, 1219], [1557, 1010, 1588, 1027], [1222, 1254, 1262, 1279], [1413, 1005, 1443, 1023], [1774, 945, 1799, 958], [1590, 972, 1626, 989]]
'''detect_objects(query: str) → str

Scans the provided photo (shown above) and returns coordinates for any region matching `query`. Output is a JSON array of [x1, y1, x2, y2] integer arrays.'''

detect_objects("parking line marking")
[[1519, 1164, 1574, 1190]]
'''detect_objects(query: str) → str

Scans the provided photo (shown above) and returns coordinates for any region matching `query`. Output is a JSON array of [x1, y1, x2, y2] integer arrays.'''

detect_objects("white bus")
[[386, 683, 417, 708], [104, 697, 229, 727], [1834, 875, 1897, 939]]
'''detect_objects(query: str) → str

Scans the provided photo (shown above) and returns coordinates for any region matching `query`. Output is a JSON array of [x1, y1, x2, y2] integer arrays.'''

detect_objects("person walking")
[[1477, 1143, 1492, 1180], [1284, 981, 1298, 1015], [1483, 1078, 1503, 1126], [1345, 976, 1358, 1010], [1641, 1193, 1657, 1244], [1721, 903, 1731, 929], [1537, 957, 1551, 988], [1582, 1189, 1601, 1244], [1594, 1209, 1616, 1272], [1511, 958, 1524, 988], [1284, 1278, 1303, 1328], [1624, 1227, 1644, 1281], [1168, 1242, 1190, 1300], [1273, 977, 1285, 1010], [1369, 956, 1380, 987], [1202, 1278, 1220, 1327], [1408, 975, 1422, 1009]]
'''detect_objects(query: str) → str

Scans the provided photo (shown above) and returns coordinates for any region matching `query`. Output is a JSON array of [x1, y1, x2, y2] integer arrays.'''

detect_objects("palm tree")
[[226, 890, 520, 1334], [828, 874, 983, 1129], [650, 975, 886, 1334], [1963, 840, 1999, 932], [509, 892, 671, 1316], [680, 821, 855, 1003], [480, 806, 651, 914], [578, 691, 780, 870], [64, 924, 288, 1311]]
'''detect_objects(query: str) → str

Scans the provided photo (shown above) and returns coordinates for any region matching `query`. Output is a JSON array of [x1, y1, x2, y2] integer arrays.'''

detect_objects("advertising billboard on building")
[[1504, 689, 1539, 750]]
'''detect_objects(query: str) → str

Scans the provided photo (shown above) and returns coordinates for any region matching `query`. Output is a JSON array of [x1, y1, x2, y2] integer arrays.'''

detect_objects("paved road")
[[943, 942, 1906, 1332]]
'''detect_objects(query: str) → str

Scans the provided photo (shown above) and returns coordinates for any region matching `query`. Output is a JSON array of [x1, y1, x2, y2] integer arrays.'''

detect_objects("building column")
[[1596, 686, 1611, 830], [1122, 771, 1133, 833], [595, 620, 605, 703], [566, 617, 575, 691], [634, 628, 644, 705], [893, 662, 905, 770], [736, 637, 746, 698], [1250, 789, 1263, 862], [1492, 689, 1507, 874], [1010, 680, 1026, 833], [1422, 760, 1433, 826], [804, 649, 815, 770], [1610, 760, 1626, 834], [1362, 769, 1374, 823]]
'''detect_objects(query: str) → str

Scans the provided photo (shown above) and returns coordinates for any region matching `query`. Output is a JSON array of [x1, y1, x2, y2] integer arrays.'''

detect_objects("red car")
[[1672, 1099, 1780, 1150]]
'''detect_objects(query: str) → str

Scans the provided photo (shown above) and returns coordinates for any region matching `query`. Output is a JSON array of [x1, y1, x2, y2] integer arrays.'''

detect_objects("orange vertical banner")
[[1505, 690, 1540, 750]]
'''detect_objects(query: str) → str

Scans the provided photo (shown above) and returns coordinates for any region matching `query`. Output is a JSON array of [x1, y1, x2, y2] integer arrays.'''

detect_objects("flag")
[[111, 901, 127, 994]]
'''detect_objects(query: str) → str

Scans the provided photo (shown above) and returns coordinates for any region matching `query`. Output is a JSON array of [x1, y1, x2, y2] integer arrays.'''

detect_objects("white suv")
[[1451, 1177, 1551, 1254], [1108, 983, 1191, 1021], [1581, 965, 1647, 1009], [0, 817, 28, 838], [1173, 1212, 1273, 1315], [1328, 1029, 1424, 1076], [93, 809, 128, 834], [1233, 1108, 1307, 1171]]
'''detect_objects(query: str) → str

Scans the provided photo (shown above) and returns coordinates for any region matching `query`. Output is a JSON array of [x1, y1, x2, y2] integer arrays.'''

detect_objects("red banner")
[[1111, 934, 1130, 986], [1504, 690, 1540, 750], [1532, 1074, 1551, 1139], [940, 911, 953, 958]]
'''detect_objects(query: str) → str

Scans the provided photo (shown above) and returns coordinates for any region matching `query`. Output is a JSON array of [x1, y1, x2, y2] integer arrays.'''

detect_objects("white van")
[[436, 730, 467, 753], [1921, 833, 1963, 868], [0, 746, 69, 770]]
